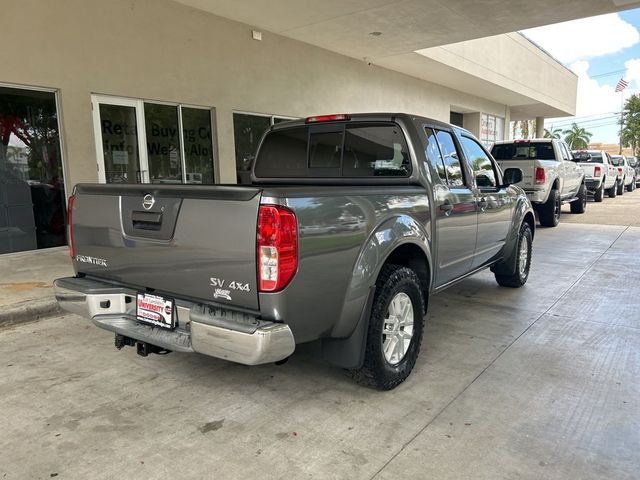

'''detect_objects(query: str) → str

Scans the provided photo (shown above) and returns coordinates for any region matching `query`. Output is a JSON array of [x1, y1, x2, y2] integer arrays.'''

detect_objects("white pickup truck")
[[610, 155, 637, 193], [571, 150, 618, 201], [491, 139, 586, 227]]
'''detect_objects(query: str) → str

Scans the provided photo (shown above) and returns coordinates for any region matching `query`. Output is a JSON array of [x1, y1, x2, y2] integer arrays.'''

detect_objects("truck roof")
[[492, 138, 557, 145]]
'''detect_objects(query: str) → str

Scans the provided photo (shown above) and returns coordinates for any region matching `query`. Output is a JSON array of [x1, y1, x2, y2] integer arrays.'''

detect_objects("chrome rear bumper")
[[54, 277, 295, 365]]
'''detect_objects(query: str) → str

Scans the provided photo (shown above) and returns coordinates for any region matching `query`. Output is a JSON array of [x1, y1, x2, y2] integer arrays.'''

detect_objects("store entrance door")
[[92, 95, 149, 184]]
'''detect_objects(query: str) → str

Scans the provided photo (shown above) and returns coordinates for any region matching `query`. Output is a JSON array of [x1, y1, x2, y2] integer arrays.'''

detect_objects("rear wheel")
[[608, 180, 617, 198], [539, 189, 560, 227], [627, 179, 635, 192], [570, 183, 587, 213], [495, 222, 533, 288], [594, 182, 604, 202], [617, 178, 624, 195], [351, 264, 425, 390]]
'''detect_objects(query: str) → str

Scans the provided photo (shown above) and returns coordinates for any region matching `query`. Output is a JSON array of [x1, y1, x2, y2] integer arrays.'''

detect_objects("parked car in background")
[[571, 150, 618, 201], [491, 138, 586, 227], [54, 113, 536, 390], [609, 155, 635, 194], [626, 155, 640, 187]]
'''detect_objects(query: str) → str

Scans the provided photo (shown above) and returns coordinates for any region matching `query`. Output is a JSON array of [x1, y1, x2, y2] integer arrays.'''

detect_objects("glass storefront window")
[[0, 86, 66, 254], [144, 103, 182, 184], [99, 103, 141, 184], [233, 112, 297, 184], [480, 113, 505, 147], [182, 107, 214, 184]]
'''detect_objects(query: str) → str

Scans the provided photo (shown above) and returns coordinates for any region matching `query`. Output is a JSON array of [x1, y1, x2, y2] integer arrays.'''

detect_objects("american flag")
[[615, 78, 629, 93]]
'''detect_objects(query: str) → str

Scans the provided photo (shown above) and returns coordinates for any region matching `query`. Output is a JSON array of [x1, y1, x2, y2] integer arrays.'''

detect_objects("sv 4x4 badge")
[[210, 277, 250, 300]]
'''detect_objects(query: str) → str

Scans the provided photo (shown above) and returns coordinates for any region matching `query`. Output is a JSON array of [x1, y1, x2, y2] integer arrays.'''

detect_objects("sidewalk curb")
[[0, 296, 62, 329]]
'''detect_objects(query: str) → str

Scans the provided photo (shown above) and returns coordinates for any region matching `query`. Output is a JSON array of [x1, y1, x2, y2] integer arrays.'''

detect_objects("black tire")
[[350, 264, 425, 390], [608, 180, 617, 198], [594, 182, 604, 202], [570, 183, 587, 213], [627, 179, 634, 192], [617, 178, 624, 196], [495, 222, 533, 288], [539, 189, 560, 227]]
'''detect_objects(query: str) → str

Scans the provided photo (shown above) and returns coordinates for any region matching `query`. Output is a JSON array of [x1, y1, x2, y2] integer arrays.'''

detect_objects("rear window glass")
[[254, 123, 411, 178], [491, 142, 556, 161], [610, 156, 624, 166], [573, 151, 602, 163]]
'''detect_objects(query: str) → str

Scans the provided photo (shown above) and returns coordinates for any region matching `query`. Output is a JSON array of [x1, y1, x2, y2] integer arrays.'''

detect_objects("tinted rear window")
[[610, 156, 624, 166], [254, 123, 411, 178], [573, 151, 602, 163], [491, 142, 556, 161]]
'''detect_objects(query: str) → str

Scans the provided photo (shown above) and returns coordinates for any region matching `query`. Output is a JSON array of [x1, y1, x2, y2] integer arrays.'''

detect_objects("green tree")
[[563, 123, 592, 149], [544, 126, 562, 139], [620, 94, 640, 156]]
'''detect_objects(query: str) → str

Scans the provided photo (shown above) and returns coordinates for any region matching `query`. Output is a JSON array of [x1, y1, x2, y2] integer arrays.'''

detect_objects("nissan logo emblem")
[[142, 194, 155, 210]]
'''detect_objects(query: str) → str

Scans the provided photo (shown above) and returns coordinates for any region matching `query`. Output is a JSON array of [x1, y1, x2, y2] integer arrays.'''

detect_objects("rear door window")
[[434, 130, 465, 187], [491, 142, 556, 161]]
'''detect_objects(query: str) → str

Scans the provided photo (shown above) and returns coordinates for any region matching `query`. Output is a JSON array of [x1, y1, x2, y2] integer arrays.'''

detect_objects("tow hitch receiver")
[[115, 334, 172, 357]]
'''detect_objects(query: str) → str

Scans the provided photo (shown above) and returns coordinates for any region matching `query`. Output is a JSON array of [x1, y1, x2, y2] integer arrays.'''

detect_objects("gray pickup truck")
[[55, 113, 535, 390]]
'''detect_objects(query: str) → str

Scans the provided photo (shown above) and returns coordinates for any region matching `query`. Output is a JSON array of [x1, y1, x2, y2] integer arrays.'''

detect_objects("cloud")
[[522, 13, 639, 63]]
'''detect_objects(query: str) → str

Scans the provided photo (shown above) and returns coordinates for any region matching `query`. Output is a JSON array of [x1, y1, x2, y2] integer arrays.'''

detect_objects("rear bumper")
[[54, 277, 295, 365], [585, 178, 602, 191], [522, 187, 548, 204]]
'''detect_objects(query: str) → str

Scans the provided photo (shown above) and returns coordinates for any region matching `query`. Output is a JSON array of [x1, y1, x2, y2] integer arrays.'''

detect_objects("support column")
[[535, 117, 544, 138]]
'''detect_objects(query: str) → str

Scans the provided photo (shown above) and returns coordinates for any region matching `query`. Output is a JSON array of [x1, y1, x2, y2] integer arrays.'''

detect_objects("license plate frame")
[[136, 292, 176, 330]]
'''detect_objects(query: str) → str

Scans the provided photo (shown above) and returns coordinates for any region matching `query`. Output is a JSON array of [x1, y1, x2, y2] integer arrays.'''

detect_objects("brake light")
[[67, 195, 75, 258], [618, 167, 623, 174], [535, 167, 546, 185], [594, 165, 601, 177], [305, 114, 350, 123], [257, 205, 298, 292]]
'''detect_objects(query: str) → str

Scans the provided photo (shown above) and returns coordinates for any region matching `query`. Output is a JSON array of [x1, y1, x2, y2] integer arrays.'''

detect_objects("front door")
[[425, 128, 478, 287], [92, 96, 149, 184], [457, 133, 512, 268]]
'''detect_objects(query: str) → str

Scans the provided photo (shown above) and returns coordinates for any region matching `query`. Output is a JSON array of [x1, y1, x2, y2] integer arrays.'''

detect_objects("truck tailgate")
[[71, 184, 261, 310], [496, 160, 535, 188]]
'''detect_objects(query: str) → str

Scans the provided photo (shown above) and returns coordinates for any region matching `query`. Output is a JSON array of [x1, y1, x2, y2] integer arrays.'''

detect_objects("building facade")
[[1, 0, 578, 255]]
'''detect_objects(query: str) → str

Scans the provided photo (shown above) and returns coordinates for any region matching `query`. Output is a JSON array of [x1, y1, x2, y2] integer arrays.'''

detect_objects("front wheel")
[[495, 222, 533, 288], [351, 265, 425, 390], [608, 180, 617, 198], [570, 183, 587, 213]]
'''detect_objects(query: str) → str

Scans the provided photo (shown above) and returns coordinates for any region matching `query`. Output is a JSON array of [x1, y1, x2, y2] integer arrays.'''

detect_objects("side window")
[[460, 136, 497, 188], [424, 128, 447, 183], [605, 153, 611, 165], [560, 143, 570, 161], [434, 130, 465, 187]]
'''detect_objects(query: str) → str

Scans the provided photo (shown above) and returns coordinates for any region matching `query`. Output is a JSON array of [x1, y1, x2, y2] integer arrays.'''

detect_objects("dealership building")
[[3, 0, 636, 255]]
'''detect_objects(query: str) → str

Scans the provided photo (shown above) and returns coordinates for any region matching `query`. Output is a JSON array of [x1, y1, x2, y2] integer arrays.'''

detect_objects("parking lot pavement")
[[1, 222, 638, 480], [561, 185, 640, 226]]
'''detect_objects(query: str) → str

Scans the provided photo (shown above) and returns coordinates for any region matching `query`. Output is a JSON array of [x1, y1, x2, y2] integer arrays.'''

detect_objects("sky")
[[521, 9, 640, 144]]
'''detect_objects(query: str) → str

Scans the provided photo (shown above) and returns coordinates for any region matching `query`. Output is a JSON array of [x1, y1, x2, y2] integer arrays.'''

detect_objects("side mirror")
[[503, 168, 522, 186]]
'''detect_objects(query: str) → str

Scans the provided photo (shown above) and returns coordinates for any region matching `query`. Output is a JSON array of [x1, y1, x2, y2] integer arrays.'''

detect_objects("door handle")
[[439, 200, 454, 216], [477, 197, 488, 211]]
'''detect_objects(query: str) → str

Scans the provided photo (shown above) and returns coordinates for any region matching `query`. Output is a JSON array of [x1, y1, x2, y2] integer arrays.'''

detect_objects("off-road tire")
[[495, 222, 533, 288], [608, 180, 617, 198], [570, 183, 587, 213], [539, 189, 560, 227], [594, 182, 604, 202], [617, 178, 624, 196], [350, 264, 425, 390]]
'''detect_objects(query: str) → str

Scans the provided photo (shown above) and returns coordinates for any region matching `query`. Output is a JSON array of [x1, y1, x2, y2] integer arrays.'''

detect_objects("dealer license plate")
[[136, 293, 175, 329]]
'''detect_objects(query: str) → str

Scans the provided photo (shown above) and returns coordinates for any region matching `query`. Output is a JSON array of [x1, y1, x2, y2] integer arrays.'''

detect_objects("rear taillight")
[[618, 167, 623, 174], [594, 166, 601, 177], [257, 205, 298, 292], [535, 167, 546, 185], [67, 195, 75, 258]]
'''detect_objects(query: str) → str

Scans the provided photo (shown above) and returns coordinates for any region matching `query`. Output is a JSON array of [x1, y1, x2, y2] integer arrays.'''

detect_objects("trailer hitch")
[[115, 334, 171, 356]]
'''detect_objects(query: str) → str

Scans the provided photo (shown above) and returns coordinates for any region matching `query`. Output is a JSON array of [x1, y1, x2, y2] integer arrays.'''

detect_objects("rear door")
[[425, 128, 478, 286], [72, 185, 262, 310]]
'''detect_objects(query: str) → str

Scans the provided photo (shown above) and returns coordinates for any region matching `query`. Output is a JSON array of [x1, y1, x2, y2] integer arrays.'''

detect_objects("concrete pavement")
[[1, 221, 638, 479]]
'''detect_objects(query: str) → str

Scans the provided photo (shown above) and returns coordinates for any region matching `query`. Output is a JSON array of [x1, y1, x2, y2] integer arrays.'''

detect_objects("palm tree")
[[563, 123, 593, 149], [544, 126, 562, 139]]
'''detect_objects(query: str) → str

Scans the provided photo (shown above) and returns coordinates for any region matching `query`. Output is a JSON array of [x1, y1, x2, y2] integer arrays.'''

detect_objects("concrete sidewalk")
[[0, 247, 73, 327]]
